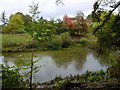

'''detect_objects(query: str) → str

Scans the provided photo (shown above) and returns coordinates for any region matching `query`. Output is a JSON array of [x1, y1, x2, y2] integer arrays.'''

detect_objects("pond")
[[1, 46, 108, 83]]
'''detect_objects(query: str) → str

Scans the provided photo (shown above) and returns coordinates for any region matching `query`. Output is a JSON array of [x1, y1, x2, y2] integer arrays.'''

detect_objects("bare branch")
[[56, 0, 64, 5]]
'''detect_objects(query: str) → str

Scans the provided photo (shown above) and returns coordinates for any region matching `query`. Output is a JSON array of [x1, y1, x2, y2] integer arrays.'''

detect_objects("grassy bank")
[[2, 34, 43, 52], [1, 32, 98, 53], [3, 64, 120, 89], [35, 70, 120, 89], [2, 33, 76, 52]]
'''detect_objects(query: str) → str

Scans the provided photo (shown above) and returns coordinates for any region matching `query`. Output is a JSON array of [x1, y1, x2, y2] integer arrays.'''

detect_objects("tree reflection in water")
[[2, 46, 108, 83]]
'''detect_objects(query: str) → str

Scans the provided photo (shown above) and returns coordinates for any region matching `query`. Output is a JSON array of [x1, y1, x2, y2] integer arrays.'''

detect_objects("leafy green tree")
[[91, 0, 120, 49], [95, 12, 119, 47], [28, 2, 56, 42], [27, 2, 56, 88], [16, 12, 32, 27], [92, 0, 120, 34], [90, 0, 120, 80], [33, 18, 56, 41], [15, 12, 33, 34], [2, 14, 24, 34], [48, 18, 66, 35], [9, 14, 24, 29], [54, 22, 67, 35]]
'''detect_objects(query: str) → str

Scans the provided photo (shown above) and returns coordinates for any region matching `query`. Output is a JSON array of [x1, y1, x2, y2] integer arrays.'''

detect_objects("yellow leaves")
[[2, 14, 25, 33], [100, 12, 109, 21], [9, 14, 24, 29], [100, 11, 116, 22]]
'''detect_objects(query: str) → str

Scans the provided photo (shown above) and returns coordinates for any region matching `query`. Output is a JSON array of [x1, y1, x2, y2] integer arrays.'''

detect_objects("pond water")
[[1, 46, 108, 83]]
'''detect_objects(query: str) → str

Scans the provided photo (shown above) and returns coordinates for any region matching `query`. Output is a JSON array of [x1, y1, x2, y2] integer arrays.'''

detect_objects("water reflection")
[[49, 47, 88, 69], [1, 46, 108, 83], [33, 56, 83, 83], [0, 56, 3, 64], [80, 53, 107, 74]]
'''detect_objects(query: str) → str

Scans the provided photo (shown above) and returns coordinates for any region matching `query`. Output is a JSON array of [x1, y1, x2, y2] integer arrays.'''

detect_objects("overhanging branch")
[[93, 1, 120, 34]]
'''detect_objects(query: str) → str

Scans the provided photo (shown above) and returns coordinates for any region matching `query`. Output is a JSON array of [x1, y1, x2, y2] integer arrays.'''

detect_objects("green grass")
[[2, 34, 41, 52], [2, 34, 33, 47]]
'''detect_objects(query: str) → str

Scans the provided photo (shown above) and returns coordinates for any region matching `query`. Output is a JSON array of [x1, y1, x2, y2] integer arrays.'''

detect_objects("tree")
[[15, 12, 32, 33], [92, 0, 120, 34], [62, 12, 88, 36], [27, 2, 56, 88], [63, 15, 75, 30], [75, 11, 88, 35], [33, 18, 56, 41], [28, 2, 56, 42], [16, 12, 32, 26], [90, 0, 120, 48], [56, 0, 64, 5], [95, 12, 119, 47], [29, 2, 40, 21], [2, 14, 24, 34], [10, 14, 24, 29], [27, 2, 40, 37], [28, 2, 40, 89], [0, 11, 8, 26], [86, 0, 120, 80]]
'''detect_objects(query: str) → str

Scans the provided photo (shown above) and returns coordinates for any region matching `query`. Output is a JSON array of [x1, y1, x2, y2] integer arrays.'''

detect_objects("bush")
[[48, 35, 63, 50], [2, 65, 26, 88], [60, 32, 71, 48], [25, 39, 40, 48], [108, 54, 120, 79], [2, 26, 25, 34], [48, 32, 71, 50], [79, 38, 88, 45], [80, 70, 109, 83], [2, 58, 40, 88]]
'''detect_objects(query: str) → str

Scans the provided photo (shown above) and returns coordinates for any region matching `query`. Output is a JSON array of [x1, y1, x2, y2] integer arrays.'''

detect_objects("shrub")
[[48, 35, 63, 50], [2, 65, 26, 88], [80, 70, 109, 83], [79, 38, 88, 45], [108, 54, 120, 79], [60, 32, 71, 48], [48, 32, 71, 50], [2, 58, 40, 88], [25, 39, 40, 48]]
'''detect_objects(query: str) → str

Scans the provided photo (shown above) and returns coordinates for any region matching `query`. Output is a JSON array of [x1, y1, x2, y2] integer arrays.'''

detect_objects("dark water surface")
[[1, 46, 108, 83]]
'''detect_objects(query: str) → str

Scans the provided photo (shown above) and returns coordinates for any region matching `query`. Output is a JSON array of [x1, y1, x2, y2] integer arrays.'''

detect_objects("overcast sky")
[[0, 0, 119, 20], [0, 0, 97, 19]]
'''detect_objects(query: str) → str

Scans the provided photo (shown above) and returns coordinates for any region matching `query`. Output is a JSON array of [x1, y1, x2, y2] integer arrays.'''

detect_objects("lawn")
[[2, 34, 41, 52], [2, 34, 33, 47]]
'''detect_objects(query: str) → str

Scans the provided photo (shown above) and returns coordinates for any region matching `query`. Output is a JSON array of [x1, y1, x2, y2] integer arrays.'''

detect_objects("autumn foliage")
[[63, 15, 76, 30], [62, 14, 88, 36]]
